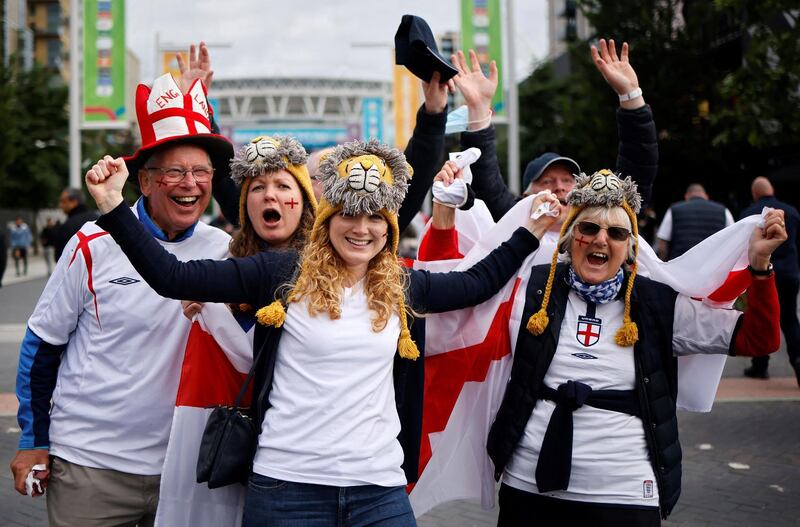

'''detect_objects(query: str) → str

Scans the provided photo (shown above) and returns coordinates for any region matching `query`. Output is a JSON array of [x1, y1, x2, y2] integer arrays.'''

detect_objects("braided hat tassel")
[[614, 201, 640, 346], [256, 299, 287, 328], [527, 206, 583, 336], [397, 295, 419, 360]]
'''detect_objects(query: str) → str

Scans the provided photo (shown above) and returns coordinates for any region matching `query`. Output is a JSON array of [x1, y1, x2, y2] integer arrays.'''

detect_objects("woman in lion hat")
[[85, 139, 560, 524], [486, 170, 785, 525], [155, 134, 318, 526]]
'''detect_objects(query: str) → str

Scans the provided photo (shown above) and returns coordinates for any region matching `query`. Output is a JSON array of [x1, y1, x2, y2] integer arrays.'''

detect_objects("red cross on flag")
[[576, 315, 602, 347]]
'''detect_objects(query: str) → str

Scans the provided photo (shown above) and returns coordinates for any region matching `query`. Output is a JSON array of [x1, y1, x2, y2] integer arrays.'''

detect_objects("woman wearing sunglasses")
[[487, 170, 785, 526]]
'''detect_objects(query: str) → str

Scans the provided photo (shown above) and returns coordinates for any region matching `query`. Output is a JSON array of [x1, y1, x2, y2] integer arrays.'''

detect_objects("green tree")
[[712, 1, 800, 149], [514, 0, 800, 214], [0, 61, 68, 210]]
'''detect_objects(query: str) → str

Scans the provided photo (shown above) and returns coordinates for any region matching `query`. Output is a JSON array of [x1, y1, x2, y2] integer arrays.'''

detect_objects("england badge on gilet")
[[576, 315, 602, 347]]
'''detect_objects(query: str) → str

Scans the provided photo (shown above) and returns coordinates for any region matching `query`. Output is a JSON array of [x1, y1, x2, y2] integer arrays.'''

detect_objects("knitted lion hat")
[[527, 169, 643, 346], [230, 135, 318, 226], [254, 139, 420, 359]]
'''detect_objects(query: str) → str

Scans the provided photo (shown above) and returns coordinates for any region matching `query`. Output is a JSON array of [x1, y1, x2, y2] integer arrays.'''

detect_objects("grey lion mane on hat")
[[319, 139, 413, 215], [229, 135, 308, 186], [567, 171, 642, 214]]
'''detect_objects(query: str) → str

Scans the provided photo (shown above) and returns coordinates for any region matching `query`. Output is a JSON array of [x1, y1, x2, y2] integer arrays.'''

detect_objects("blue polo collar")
[[136, 197, 197, 242]]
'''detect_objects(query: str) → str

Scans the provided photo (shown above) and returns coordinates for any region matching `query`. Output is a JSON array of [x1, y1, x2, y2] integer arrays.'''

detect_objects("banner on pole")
[[392, 65, 421, 150], [83, 0, 127, 126], [159, 49, 189, 81], [460, 0, 504, 115]]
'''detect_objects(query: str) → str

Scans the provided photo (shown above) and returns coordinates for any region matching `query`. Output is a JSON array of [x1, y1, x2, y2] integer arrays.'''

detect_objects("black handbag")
[[196, 329, 277, 489]]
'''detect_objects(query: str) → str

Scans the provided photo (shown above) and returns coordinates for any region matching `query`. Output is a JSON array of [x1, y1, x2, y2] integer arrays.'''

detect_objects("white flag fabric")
[[154, 303, 254, 527], [409, 196, 762, 517]]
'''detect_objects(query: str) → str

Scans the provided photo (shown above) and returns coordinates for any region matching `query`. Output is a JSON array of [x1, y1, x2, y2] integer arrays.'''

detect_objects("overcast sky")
[[125, 0, 549, 85]]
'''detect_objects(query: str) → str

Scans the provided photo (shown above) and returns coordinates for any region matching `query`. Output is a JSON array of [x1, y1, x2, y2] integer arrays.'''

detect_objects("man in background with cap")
[[456, 39, 657, 234], [10, 73, 232, 526]]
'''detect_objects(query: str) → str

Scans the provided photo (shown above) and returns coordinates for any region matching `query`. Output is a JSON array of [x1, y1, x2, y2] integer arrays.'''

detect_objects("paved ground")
[[0, 256, 798, 525]]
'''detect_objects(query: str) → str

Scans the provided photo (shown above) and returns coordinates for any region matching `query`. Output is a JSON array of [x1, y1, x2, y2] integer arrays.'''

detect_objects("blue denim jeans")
[[242, 473, 416, 526]]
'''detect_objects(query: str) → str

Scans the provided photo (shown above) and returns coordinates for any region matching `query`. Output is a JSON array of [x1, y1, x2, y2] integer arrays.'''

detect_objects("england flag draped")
[[154, 303, 254, 527], [409, 196, 763, 517]]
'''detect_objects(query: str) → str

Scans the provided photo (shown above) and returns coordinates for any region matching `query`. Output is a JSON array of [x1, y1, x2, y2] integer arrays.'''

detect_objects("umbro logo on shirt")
[[571, 352, 598, 360], [109, 277, 140, 286]]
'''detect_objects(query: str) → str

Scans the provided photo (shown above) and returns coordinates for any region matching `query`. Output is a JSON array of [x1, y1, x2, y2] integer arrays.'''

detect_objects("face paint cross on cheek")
[[284, 198, 299, 209], [156, 179, 168, 188], [575, 236, 590, 247]]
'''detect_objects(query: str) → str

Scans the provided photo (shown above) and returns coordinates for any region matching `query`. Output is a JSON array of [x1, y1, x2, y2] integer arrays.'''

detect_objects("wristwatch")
[[747, 263, 774, 276]]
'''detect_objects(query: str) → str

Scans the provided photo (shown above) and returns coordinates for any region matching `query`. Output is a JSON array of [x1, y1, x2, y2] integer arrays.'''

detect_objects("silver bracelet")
[[618, 87, 643, 102]]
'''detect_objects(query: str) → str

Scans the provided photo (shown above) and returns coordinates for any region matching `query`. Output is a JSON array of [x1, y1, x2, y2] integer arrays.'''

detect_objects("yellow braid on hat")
[[614, 200, 640, 346], [397, 294, 419, 360], [527, 205, 583, 336]]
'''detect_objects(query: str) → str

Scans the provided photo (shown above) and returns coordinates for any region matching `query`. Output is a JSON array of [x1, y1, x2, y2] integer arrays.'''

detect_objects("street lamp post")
[[69, 0, 81, 189]]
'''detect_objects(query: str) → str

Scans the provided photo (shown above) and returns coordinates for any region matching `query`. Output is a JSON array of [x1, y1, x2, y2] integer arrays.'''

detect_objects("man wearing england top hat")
[[10, 73, 233, 525]]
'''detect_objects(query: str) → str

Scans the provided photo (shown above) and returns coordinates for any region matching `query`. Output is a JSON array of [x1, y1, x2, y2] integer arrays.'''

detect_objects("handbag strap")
[[231, 327, 272, 410], [253, 331, 279, 428]]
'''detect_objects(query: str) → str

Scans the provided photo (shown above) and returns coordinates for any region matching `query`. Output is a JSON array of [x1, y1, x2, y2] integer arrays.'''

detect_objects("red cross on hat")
[[123, 74, 233, 187]]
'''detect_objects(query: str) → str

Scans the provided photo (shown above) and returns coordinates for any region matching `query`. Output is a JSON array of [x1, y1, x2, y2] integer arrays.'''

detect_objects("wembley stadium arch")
[[210, 77, 393, 150]]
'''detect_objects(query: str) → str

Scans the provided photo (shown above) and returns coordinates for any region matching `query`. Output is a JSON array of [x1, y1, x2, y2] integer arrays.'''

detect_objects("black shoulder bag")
[[196, 327, 278, 489]]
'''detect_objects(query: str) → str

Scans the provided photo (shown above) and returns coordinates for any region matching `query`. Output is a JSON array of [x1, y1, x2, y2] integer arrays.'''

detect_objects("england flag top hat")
[[123, 73, 233, 185]]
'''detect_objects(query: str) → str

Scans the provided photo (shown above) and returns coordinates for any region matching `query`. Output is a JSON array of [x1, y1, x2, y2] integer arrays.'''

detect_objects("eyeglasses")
[[145, 166, 214, 183], [575, 221, 631, 242]]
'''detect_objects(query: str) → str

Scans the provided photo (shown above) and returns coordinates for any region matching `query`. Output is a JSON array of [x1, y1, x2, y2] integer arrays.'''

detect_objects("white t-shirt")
[[252, 280, 406, 487], [504, 291, 658, 507], [28, 205, 230, 475]]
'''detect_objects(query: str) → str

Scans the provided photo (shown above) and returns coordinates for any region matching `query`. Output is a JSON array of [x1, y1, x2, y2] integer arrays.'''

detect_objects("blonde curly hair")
[[284, 219, 408, 332]]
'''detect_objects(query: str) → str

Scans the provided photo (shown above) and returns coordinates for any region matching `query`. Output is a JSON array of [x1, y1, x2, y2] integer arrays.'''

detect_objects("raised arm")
[[454, 49, 517, 220], [673, 210, 787, 357], [592, 38, 658, 208], [175, 42, 241, 225], [398, 71, 452, 234], [85, 156, 291, 306], [418, 160, 465, 261]]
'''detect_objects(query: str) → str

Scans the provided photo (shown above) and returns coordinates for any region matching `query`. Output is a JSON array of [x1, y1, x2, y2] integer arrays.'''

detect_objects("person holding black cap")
[[456, 39, 658, 236]]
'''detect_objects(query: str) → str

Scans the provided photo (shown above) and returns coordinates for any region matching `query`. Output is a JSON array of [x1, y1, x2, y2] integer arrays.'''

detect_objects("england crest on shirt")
[[576, 315, 602, 347]]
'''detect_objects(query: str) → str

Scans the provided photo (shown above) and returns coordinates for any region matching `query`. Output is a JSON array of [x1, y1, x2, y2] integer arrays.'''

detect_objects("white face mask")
[[444, 105, 470, 134]]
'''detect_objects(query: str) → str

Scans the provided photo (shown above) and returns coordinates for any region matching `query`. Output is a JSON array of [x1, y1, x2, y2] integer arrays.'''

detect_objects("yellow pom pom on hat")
[[256, 139, 419, 359], [527, 169, 642, 347], [230, 135, 318, 228]]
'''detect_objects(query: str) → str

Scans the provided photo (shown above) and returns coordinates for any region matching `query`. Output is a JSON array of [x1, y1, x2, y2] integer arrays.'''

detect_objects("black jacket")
[[666, 198, 727, 260], [462, 105, 659, 221], [53, 205, 99, 261], [97, 202, 538, 482], [486, 263, 684, 518]]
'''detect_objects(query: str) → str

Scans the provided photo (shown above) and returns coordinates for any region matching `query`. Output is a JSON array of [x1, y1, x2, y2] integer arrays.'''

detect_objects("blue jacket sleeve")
[[399, 105, 447, 234], [16, 328, 65, 449], [408, 227, 539, 313], [96, 203, 296, 306]]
